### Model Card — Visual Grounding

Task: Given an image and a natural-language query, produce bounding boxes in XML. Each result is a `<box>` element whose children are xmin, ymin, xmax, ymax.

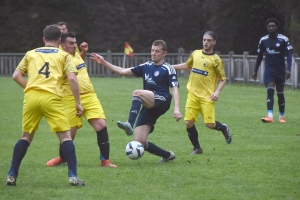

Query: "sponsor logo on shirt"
<box><xmin>192</xmin><ymin>68</ymin><xmax>208</xmax><ymax>76</ymax></box>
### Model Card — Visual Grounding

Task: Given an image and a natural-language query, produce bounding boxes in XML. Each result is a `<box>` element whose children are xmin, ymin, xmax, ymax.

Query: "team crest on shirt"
<box><xmin>276</xmin><ymin>43</ymin><xmax>280</xmax><ymax>47</ymax></box>
<box><xmin>154</xmin><ymin>71</ymin><xmax>159</xmax><ymax>76</ymax></box>
<box><xmin>203</xmin><ymin>62</ymin><xmax>208</xmax><ymax>67</ymax></box>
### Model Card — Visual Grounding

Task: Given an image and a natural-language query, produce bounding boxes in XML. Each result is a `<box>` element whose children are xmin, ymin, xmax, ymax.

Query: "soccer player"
<box><xmin>252</xmin><ymin>18</ymin><xmax>292</xmax><ymax>123</ymax></box>
<box><xmin>172</xmin><ymin>31</ymin><xmax>232</xmax><ymax>155</ymax></box>
<box><xmin>90</xmin><ymin>40</ymin><xmax>182</xmax><ymax>162</ymax></box>
<box><xmin>57</xmin><ymin>21</ymin><xmax>87</xmax><ymax>60</ymax></box>
<box><xmin>6</xmin><ymin>25</ymin><xmax>85</xmax><ymax>186</ymax></box>
<box><xmin>46</xmin><ymin>32</ymin><xmax>117</xmax><ymax>168</ymax></box>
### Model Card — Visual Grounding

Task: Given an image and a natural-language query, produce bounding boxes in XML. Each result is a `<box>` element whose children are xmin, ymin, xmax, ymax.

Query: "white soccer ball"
<box><xmin>125</xmin><ymin>141</ymin><xmax>144</xmax><ymax>160</ymax></box>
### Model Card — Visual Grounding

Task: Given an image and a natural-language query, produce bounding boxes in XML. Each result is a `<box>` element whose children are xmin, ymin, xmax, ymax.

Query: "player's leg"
<box><xmin>117</xmin><ymin>90</ymin><xmax>154</xmax><ymax>136</ymax></box>
<box><xmin>276</xmin><ymin>79</ymin><xmax>286</xmax><ymax>122</ymax></box>
<box><xmin>6</xmin><ymin>90</ymin><xmax>42</xmax><ymax>186</ymax></box>
<box><xmin>6</xmin><ymin>132</ymin><xmax>34</xmax><ymax>186</ymax></box>
<box><xmin>184</xmin><ymin>93</ymin><xmax>203</xmax><ymax>154</ymax></box>
<box><xmin>262</xmin><ymin>74</ymin><xmax>276</xmax><ymax>122</ymax></box>
<box><xmin>202</xmin><ymin>100</ymin><xmax>232</xmax><ymax>144</ymax></box>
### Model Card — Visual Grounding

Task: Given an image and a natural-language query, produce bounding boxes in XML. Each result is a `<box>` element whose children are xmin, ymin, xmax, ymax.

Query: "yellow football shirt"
<box><xmin>186</xmin><ymin>50</ymin><xmax>226</xmax><ymax>101</ymax></box>
<box><xmin>62</xmin><ymin>52</ymin><xmax>94</xmax><ymax>97</ymax></box>
<box><xmin>16</xmin><ymin>47</ymin><xmax>77</xmax><ymax>96</ymax></box>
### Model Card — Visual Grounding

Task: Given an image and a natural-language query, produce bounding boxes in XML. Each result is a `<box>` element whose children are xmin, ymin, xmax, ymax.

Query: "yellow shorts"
<box><xmin>22</xmin><ymin>90</ymin><xmax>70</xmax><ymax>133</ymax></box>
<box><xmin>184</xmin><ymin>92</ymin><xmax>215</xmax><ymax>123</ymax></box>
<box><xmin>63</xmin><ymin>92</ymin><xmax>106</xmax><ymax>128</ymax></box>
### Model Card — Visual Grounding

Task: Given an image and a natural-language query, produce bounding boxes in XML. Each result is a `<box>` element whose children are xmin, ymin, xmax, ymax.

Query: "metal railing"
<box><xmin>0</xmin><ymin>49</ymin><xmax>299</xmax><ymax>89</ymax></box>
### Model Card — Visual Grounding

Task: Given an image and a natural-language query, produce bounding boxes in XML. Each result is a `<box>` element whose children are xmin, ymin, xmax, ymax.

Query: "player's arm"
<box><xmin>12</xmin><ymin>70</ymin><xmax>27</xmax><ymax>88</ymax></box>
<box><xmin>67</xmin><ymin>72</ymin><xmax>83</xmax><ymax>117</ymax></box>
<box><xmin>79</xmin><ymin>42</ymin><xmax>88</xmax><ymax>61</ymax></box>
<box><xmin>286</xmin><ymin>50</ymin><xmax>292</xmax><ymax>79</ymax></box>
<box><xmin>171</xmin><ymin>86</ymin><xmax>182</xmax><ymax>122</ymax></box>
<box><xmin>210</xmin><ymin>79</ymin><xmax>226</xmax><ymax>101</ymax></box>
<box><xmin>90</xmin><ymin>52</ymin><xmax>133</xmax><ymax>76</ymax></box>
<box><xmin>173</xmin><ymin>63</ymin><xmax>189</xmax><ymax>70</ymax></box>
<box><xmin>253</xmin><ymin>42</ymin><xmax>264</xmax><ymax>80</ymax></box>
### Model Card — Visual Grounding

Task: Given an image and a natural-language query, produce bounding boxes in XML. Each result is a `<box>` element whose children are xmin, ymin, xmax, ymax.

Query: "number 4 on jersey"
<box><xmin>38</xmin><ymin>62</ymin><xmax>50</xmax><ymax>78</ymax></box>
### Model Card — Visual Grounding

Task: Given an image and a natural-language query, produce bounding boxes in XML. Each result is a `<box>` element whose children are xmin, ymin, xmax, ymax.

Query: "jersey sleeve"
<box><xmin>15</xmin><ymin>53</ymin><xmax>29</xmax><ymax>75</ymax></box>
<box><xmin>185</xmin><ymin>51</ymin><xmax>195</xmax><ymax>69</ymax></box>
<box><xmin>214</xmin><ymin>57</ymin><xmax>226</xmax><ymax>81</ymax></box>
<box><xmin>131</xmin><ymin>62</ymin><xmax>148</xmax><ymax>77</ymax></box>
<box><xmin>63</xmin><ymin>54</ymin><xmax>78</xmax><ymax>75</ymax></box>
<box><xmin>167</xmin><ymin>64</ymin><xmax>180</xmax><ymax>88</ymax></box>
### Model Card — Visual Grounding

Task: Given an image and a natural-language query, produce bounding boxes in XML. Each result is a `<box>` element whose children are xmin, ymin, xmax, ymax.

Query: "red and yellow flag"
<box><xmin>124</xmin><ymin>42</ymin><xmax>134</xmax><ymax>57</ymax></box>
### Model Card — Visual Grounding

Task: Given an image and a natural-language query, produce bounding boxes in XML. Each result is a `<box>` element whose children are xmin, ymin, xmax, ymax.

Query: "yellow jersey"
<box><xmin>62</xmin><ymin>52</ymin><xmax>94</xmax><ymax>97</ymax></box>
<box><xmin>186</xmin><ymin>50</ymin><xmax>226</xmax><ymax>101</ymax></box>
<box><xmin>16</xmin><ymin>47</ymin><xmax>77</xmax><ymax>96</ymax></box>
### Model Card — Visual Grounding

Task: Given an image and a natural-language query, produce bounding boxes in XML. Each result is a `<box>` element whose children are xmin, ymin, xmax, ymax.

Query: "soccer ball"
<box><xmin>125</xmin><ymin>141</ymin><xmax>144</xmax><ymax>160</ymax></box>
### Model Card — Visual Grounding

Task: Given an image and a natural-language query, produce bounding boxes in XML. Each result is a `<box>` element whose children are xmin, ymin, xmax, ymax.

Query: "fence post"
<box><xmin>229</xmin><ymin>51</ymin><xmax>234</xmax><ymax>83</ymax></box>
<box><xmin>243</xmin><ymin>51</ymin><xmax>249</xmax><ymax>84</ymax></box>
<box><xmin>106</xmin><ymin>50</ymin><xmax>112</xmax><ymax>77</ymax></box>
<box><xmin>292</xmin><ymin>54</ymin><xmax>298</xmax><ymax>89</ymax></box>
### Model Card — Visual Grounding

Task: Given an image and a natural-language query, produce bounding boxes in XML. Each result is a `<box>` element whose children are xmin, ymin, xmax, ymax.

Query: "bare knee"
<box><xmin>89</xmin><ymin>118</ymin><xmax>107</xmax><ymax>132</ymax></box>
<box><xmin>205</xmin><ymin>123</ymin><xmax>215</xmax><ymax>129</ymax></box>
<box><xmin>185</xmin><ymin>120</ymin><xmax>195</xmax><ymax>128</ymax></box>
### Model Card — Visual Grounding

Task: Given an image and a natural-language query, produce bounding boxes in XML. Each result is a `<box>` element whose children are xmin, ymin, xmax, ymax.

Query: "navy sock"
<box><xmin>144</xmin><ymin>141</ymin><xmax>170</xmax><ymax>158</ymax></box>
<box><xmin>59</xmin><ymin>143</ymin><xmax>65</xmax><ymax>160</ymax></box>
<box><xmin>128</xmin><ymin>96</ymin><xmax>142</xmax><ymax>128</ymax></box>
<box><xmin>215</xmin><ymin>121</ymin><xmax>226</xmax><ymax>132</ymax></box>
<box><xmin>187</xmin><ymin>126</ymin><xmax>201</xmax><ymax>149</ymax></box>
<box><xmin>96</xmin><ymin>127</ymin><xmax>110</xmax><ymax>160</ymax></box>
<box><xmin>61</xmin><ymin>140</ymin><xmax>77</xmax><ymax>177</ymax></box>
<box><xmin>277</xmin><ymin>91</ymin><xmax>285</xmax><ymax>113</ymax></box>
<box><xmin>8</xmin><ymin>139</ymin><xmax>30</xmax><ymax>177</ymax></box>
<box><xmin>267</xmin><ymin>87</ymin><xmax>275</xmax><ymax>111</ymax></box>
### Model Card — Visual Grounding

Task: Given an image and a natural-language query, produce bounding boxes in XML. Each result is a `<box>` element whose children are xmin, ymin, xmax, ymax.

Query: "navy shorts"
<box><xmin>135</xmin><ymin>92</ymin><xmax>171</xmax><ymax>133</ymax></box>
<box><xmin>264</xmin><ymin>73</ymin><xmax>285</xmax><ymax>90</ymax></box>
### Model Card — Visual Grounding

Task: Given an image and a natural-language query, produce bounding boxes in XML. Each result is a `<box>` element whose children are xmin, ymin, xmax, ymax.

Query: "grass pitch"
<box><xmin>0</xmin><ymin>76</ymin><xmax>299</xmax><ymax>200</ymax></box>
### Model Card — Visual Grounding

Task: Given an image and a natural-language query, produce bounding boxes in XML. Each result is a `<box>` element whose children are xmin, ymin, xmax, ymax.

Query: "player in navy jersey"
<box><xmin>252</xmin><ymin>18</ymin><xmax>293</xmax><ymax>123</ymax></box>
<box><xmin>90</xmin><ymin>40</ymin><xmax>182</xmax><ymax>162</ymax></box>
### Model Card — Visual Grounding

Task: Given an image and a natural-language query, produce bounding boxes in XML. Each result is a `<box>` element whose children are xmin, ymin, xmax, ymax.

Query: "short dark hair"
<box><xmin>43</xmin><ymin>25</ymin><xmax>61</xmax><ymax>41</ymax></box>
<box><xmin>152</xmin><ymin>40</ymin><xmax>167</xmax><ymax>51</ymax></box>
<box><xmin>265</xmin><ymin>18</ymin><xmax>279</xmax><ymax>27</ymax></box>
<box><xmin>57</xmin><ymin>21</ymin><xmax>68</xmax><ymax>27</ymax></box>
<box><xmin>61</xmin><ymin>32</ymin><xmax>76</xmax><ymax>44</ymax></box>
<box><xmin>203</xmin><ymin>31</ymin><xmax>217</xmax><ymax>41</ymax></box>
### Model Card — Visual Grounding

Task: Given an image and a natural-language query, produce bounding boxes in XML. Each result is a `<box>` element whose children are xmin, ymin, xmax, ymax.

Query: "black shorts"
<box><xmin>135</xmin><ymin>92</ymin><xmax>171</xmax><ymax>133</ymax></box>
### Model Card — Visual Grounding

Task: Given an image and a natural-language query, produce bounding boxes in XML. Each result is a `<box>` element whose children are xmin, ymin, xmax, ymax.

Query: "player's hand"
<box><xmin>76</xmin><ymin>104</ymin><xmax>84</xmax><ymax>117</ymax></box>
<box><xmin>252</xmin><ymin>72</ymin><xmax>258</xmax><ymax>80</ymax></box>
<box><xmin>210</xmin><ymin>92</ymin><xmax>219</xmax><ymax>101</ymax></box>
<box><xmin>90</xmin><ymin>53</ymin><xmax>105</xmax><ymax>64</ymax></box>
<box><xmin>285</xmin><ymin>70</ymin><xmax>291</xmax><ymax>80</ymax></box>
<box><xmin>173</xmin><ymin>110</ymin><xmax>182</xmax><ymax>122</ymax></box>
<box><xmin>80</xmin><ymin>42</ymin><xmax>88</xmax><ymax>52</ymax></box>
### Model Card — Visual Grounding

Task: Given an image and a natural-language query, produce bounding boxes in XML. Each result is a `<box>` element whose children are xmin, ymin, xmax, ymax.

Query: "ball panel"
<box><xmin>125</xmin><ymin>141</ymin><xmax>144</xmax><ymax>160</ymax></box>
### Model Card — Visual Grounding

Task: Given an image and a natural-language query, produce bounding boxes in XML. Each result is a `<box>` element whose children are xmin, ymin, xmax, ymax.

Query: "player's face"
<box><xmin>62</xmin><ymin>37</ymin><xmax>77</xmax><ymax>55</ymax></box>
<box><xmin>151</xmin><ymin>45</ymin><xmax>167</xmax><ymax>65</ymax></box>
<box><xmin>267</xmin><ymin>22</ymin><xmax>278</xmax><ymax>34</ymax></box>
<box><xmin>58</xmin><ymin>25</ymin><xmax>68</xmax><ymax>33</ymax></box>
<box><xmin>202</xmin><ymin>34</ymin><xmax>216</xmax><ymax>53</ymax></box>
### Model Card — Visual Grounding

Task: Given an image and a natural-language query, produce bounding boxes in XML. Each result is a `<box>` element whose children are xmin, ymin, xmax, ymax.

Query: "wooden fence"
<box><xmin>0</xmin><ymin>49</ymin><xmax>299</xmax><ymax>89</ymax></box>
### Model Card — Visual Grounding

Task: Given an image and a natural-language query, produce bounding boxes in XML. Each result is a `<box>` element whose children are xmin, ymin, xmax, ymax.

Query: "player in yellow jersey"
<box><xmin>46</xmin><ymin>32</ymin><xmax>117</xmax><ymax>168</ymax></box>
<box><xmin>173</xmin><ymin>31</ymin><xmax>232</xmax><ymax>155</ymax></box>
<box><xmin>57</xmin><ymin>21</ymin><xmax>87</xmax><ymax>61</ymax></box>
<box><xmin>6</xmin><ymin>25</ymin><xmax>85</xmax><ymax>186</ymax></box>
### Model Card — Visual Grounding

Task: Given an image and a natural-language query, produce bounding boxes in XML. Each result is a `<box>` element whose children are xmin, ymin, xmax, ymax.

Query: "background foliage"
<box><xmin>0</xmin><ymin>0</ymin><xmax>299</xmax><ymax>54</ymax></box>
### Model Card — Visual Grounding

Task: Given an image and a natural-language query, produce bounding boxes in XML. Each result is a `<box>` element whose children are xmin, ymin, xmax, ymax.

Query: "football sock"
<box><xmin>266</xmin><ymin>87</ymin><xmax>274</xmax><ymax>111</ymax></box>
<box><xmin>128</xmin><ymin>96</ymin><xmax>142</xmax><ymax>128</ymax></box>
<box><xmin>59</xmin><ymin>143</ymin><xmax>65</xmax><ymax>160</ymax></box>
<box><xmin>96</xmin><ymin>127</ymin><xmax>110</xmax><ymax>160</ymax></box>
<box><xmin>277</xmin><ymin>91</ymin><xmax>285</xmax><ymax>114</ymax></box>
<box><xmin>267</xmin><ymin>110</ymin><xmax>273</xmax><ymax>118</ymax></box>
<box><xmin>61</xmin><ymin>140</ymin><xmax>77</xmax><ymax>177</ymax></box>
<box><xmin>144</xmin><ymin>141</ymin><xmax>170</xmax><ymax>158</ymax></box>
<box><xmin>187</xmin><ymin>126</ymin><xmax>201</xmax><ymax>149</ymax></box>
<box><xmin>8</xmin><ymin>139</ymin><xmax>30</xmax><ymax>177</ymax></box>
<box><xmin>214</xmin><ymin>121</ymin><xmax>227</xmax><ymax>132</ymax></box>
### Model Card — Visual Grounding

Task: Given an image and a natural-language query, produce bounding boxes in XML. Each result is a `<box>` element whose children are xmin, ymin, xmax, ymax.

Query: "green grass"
<box><xmin>0</xmin><ymin>76</ymin><xmax>299</xmax><ymax>200</ymax></box>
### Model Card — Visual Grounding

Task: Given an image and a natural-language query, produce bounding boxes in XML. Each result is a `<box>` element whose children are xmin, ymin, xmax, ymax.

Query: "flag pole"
<box><xmin>122</xmin><ymin>54</ymin><xmax>126</xmax><ymax>78</ymax></box>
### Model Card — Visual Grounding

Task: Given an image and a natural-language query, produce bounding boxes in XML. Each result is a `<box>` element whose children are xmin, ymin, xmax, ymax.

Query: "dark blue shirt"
<box><xmin>256</xmin><ymin>34</ymin><xmax>292</xmax><ymax>76</ymax></box>
<box><xmin>131</xmin><ymin>61</ymin><xmax>179</xmax><ymax>98</ymax></box>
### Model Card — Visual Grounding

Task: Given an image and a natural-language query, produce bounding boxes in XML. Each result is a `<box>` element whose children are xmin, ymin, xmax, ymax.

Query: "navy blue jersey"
<box><xmin>257</xmin><ymin>34</ymin><xmax>292</xmax><ymax>76</ymax></box>
<box><xmin>131</xmin><ymin>61</ymin><xmax>179</xmax><ymax>95</ymax></box>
